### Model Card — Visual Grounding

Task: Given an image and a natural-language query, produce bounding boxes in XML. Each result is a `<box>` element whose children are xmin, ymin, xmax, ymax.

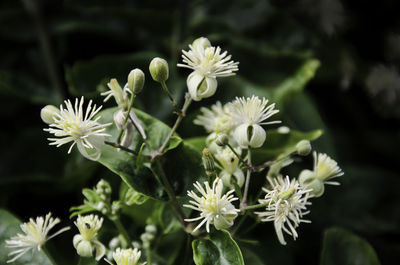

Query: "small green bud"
<box><xmin>40</xmin><ymin>105</ymin><xmax>60</xmax><ymax>124</ymax></box>
<box><xmin>149</xmin><ymin>57</ymin><xmax>169</xmax><ymax>83</ymax></box>
<box><xmin>216</xmin><ymin>134</ymin><xmax>229</xmax><ymax>146</ymax></box>
<box><xmin>128</xmin><ymin>68</ymin><xmax>145</xmax><ymax>94</ymax></box>
<box><xmin>145</xmin><ymin>224</ymin><xmax>157</xmax><ymax>234</ymax></box>
<box><xmin>202</xmin><ymin>148</ymin><xmax>216</xmax><ymax>176</ymax></box>
<box><xmin>76</xmin><ymin>240</ymin><xmax>93</xmax><ymax>257</ymax></box>
<box><xmin>296</xmin><ymin>140</ymin><xmax>312</xmax><ymax>156</ymax></box>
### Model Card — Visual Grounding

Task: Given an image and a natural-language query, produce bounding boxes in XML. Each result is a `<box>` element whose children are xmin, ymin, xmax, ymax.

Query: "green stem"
<box><xmin>153</xmin><ymin>93</ymin><xmax>192</xmax><ymax>159</ymax></box>
<box><xmin>226</xmin><ymin>143</ymin><xmax>246</xmax><ymax>166</ymax></box>
<box><xmin>154</xmin><ymin>160</ymin><xmax>186</xmax><ymax>226</ymax></box>
<box><xmin>105</xmin><ymin>141</ymin><xmax>138</xmax><ymax>155</ymax></box>
<box><xmin>240</xmin><ymin>148</ymin><xmax>252</xmax><ymax>210</ymax></box>
<box><xmin>241</xmin><ymin>202</ymin><xmax>269</xmax><ymax>211</ymax></box>
<box><xmin>117</xmin><ymin>93</ymin><xmax>135</xmax><ymax>143</ymax></box>
<box><xmin>113</xmin><ymin>218</ymin><xmax>134</xmax><ymax>248</ymax></box>
<box><xmin>231</xmin><ymin>213</ymin><xmax>248</xmax><ymax>236</ymax></box>
<box><xmin>146</xmin><ymin>247</ymin><xmax>152</xmax><ymax>265</ymax></box>
<box><xmin>43</xmin><ymin>246</ymin><xmax>58</xmax><ymax>265</ymax></box>
<box><xmin>161</xmin><ymin>81</ymin><xmax>179</xmax><ymax>111</ymax></box>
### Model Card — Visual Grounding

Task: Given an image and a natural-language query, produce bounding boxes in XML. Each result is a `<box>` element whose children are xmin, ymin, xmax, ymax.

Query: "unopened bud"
<box><xmin>145</xmin><ymin>224</ymin><xmax>157</xmax><ymax>234</ymax></box>
<box><xmin>296</xmin><ymin>140</ymin><xmax>311</xmax><ymax>156</ymax></box>
<box><xmin>149</xmin><ymin>57</ymin><xmax>169</xmax><ymax>83</ymax></box>
<box><xmin>202</xmin><ymin>148</ymin><xmax>216</xmax><ymax>176</ymax></box>
<box><xmin>216</xmin><ymin>134</ymin><xmax>229</xmax><ymax>146</ymax></box>
<box><xmin>40</xmin><ymin>105</ymin><xmax>60</xmax><ymax>124</ymax></box>
<box><xmin>128</xmin><ymin>68</ymin><xmax>145</xmax><ymax>94</ymax></box>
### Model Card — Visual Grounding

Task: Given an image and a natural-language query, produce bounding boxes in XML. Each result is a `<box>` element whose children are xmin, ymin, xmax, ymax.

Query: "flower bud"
<box><xmin>233</xmin><ymin>123</ymin><xmax>266</xmax><ymax>148</ymax></box>
<box><xmin>296</xmin><ymin>140</ymin><xmax>312</xmax><ymax>156</ymax></box>
<box><xmin>299</xmin><ymin>169</ymin><xmax>324</xmax><ymax>197</ymax></box>
<box><xmin>149</xmin><ymin>57</ymin><xmax>169</xmax><ymax>83</ymax></box>
<box><xmin>145</xmin><ymin>224</ymin><xmax>157</xmax><ymax>234</ymax></box>
<box><xmin>127</xmin><ymin>68</ymin><xmax>145</xmax><ymax>94</ymax></box>
<box><xmin>202</xmin><ymin>148</ymin><xmax>216</xmax><ymax>176</ymax></box>
<box><xmin>192</xmin><ymin>37</ymin><xmax>211</xmax><ymax>50</ymax></box>
<box><xmin>75</xmin><ymin>239</ymin><xmax>93</xmax><ymax>257</ymax></box>
<box><xmin>216</xmin><ymin>134</ymin><xmax>229</xmax><ymax>146</ymax></box>
<box><xmin>40</xmin><ymin>105</ymin><xmax>60</xmax><ymax>124</ymax></box>
<box><xmin>187</xmin><ymin>72</ymin><xmax>217</xmax><ymax>101</ymax></box>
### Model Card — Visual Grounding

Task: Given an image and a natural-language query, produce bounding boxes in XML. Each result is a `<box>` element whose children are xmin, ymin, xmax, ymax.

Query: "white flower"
<box><xmin>5</xmin><ymin>212</ymin><xmax>70</xmax><ymax>263</ymax></box>
<box><xmin>178</xmin><ymin>37</ymin><xmax>239</xmax><ymax>101</ymax></box>
<box><xmin>101</xmin><ymin>78</ymin><xmax>130</xmax><ymax>109</ymax></box>
<box><xmin>256</xmin><ymin>176</ymin><xmax>312</xmax><ymax>245</ymax></box>
<box><xmin>299</xmin><ymin>152</ymin><xmax>343</xmax><ymax>197</ymax></box>
<box><xmin>73</xmin><ymin>214</ymin><xmax>105</xmax><ymax>260</ymax></box>
<box><xmin>106</xmin><ymin>248</ymin><xmax>143</xmax><ymax>265</ymax></box>
<box><xmin>43</xmin><ymin>97</ymin><xmax>111</xmax><ymax>161</ymax></box>
<box><xmin>184</xmin><ymin>178</ymin><xmax>239</xmax><ymax>233</ymax></box>
<box><xmin>313</xmin><ymin>152</ymin><xmax>343</xmax><ymax>182</ymax></box>
<box><xmin>193</xmin><ymin>101</ymin><xmax>234</xmax><ymax>134</ymax></box>
<box><xmin>214</xmin><ymin>147</ymin><xmax>245</xmax><ymax>188</ymax></box>
<box><xmin>229</xmin><ymin>96</ymin><xmax>280</xmax><ymax>148</ymax></box>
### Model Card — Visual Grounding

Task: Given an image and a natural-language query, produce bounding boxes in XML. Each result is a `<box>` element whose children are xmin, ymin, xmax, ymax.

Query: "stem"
<box><xmin>241</xmin><ymin>202</ymin><xmax>269</xmax><ymax>211</ymax></box>
<box><xmin>161</xmin><ymin>81</ymin><xmax>179</xmax><ymax>111</ymax></box>
<box><xmin>226</xmin><ymin>143</ymin><xmax>246</xmax><ymax>165</ymax></box>
<box><xmin>146</xmin><ymin>247</ymin><xmax>152</xmax><ymax>265</ymax></box>
<box><xmin>117</xmin><ymin>93</ymin><xmax>135</xmax><ymax>143</ymax></box>
<box><xmin>240</xmin><ymin>148</ymin><xmax>252</xmax><ymax>210</ymax></box>
<box><xmin>105</xmin><ymin>141</ymin><xmax>138</xmax><ymax>155</ymax></box>
<box><xmin>43</xmin><ymin>246</ymin><xmax>58</xmax><ymax>265</ymax></box>
<box><xmin>153</xmin><ymin>93</ymin><xmax>192</xmax><ymax>159</ymax></box>
<box><xmin>154</xmin><ymin>160</ymin><xmax>186</xmax><ymax>226</ymax></box>
<box><xmin>113</xmin><ymin>218</ymin><xmax>134</xmax><ymax>248</ymax></box>
<box><xmin>253</xmin><ymin>149</ymin><xmax>296</xmax><ymax>172</ymax></box>
<box><xmin>231</xmin><ymin>213</ymin><xmax>248</xmax><ymax>236</ymax></box>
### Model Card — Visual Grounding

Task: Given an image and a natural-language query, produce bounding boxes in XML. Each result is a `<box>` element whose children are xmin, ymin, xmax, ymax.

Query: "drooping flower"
<box><xmin>229</xmin><ymin>95</ymin><xmax>280</xmax><ymax>148</ymax></box>
<box><xmin>299</xmin><ymin>152</ymin><xmax>344</xmax><ymax>197</ymax></box>
<box><xmin>178</xmin><ymin>37</ymin><xmax>239</xmax><ymax>101</ymax></box>
<box><xmin>106</xmin><ymin>248</ymin><xmax>143</xmax><ymax>265</ymax></box>
<box><xmin>43</xmin><ymin>97</ymin><xmax>111</xmax><ymax>161</ymax></box>
<box><xmin>184</xmin><ymin>178</ymin><xmax>239</xmax><ymax>233</ymax></box>
<box><xmin>194</xmin><ymin>101</ymin><xmax>234</xmax><ymax>134</ymax></box>
<box><xmin>256</xmin><ymin>176</ymin><xmax>312</xmax><ymax>245</ymax></box>
<box><xmin>5</xmin><ymin>212</ymin><xmax>70</xmax><ymax>263</ymax></box>
<box><xmin>73</xmin><ymin>214</ymin><xmax>105</xmax><ymax>260</ymax></box>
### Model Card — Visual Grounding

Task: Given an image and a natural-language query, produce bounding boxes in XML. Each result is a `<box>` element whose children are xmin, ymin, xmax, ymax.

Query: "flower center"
<box><xmin>202</xmin><ymin>195</ymin><xmax>219</xmax><ymax>213</ymax></box>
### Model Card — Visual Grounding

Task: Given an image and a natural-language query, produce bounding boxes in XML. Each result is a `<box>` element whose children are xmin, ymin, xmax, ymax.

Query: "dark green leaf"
<box><xmin>320</xmin><ymin>227</ymin><xmax>381</xmax><ymax>265</ymax></box>
<box><xmin>97</xmin><ymin>107</ymin><xmax>204</xmax><ymax>200</ymax></box>
<box><xmin>192</xmin><ymin>229</ymin><xmax>244</xmax><ymax>265</ymax></box>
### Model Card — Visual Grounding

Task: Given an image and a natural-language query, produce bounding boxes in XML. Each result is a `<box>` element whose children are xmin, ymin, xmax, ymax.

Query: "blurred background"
<box><xmin>0</xmin><ymin>0</ymin><xmax>399</xmax><ymax>264</ymax></box>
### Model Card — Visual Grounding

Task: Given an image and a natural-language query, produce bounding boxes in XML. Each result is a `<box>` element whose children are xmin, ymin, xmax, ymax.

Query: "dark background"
<box><xmin>1</xmin><ymin>0</ymin><xmax>399</xmax><ymax>264</ymax></box>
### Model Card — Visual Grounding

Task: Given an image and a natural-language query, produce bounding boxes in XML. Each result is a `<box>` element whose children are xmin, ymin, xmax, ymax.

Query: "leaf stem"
<box><xmin>161</xmin><ymin>81</ymin><xmax>179</xmax><ymax>112</ymax></box>
<box><xmin>240</xmin><ymin>148</ymin><xmax>252</xmax><ymax>210</ymax></box>
<box><xmin>105</xmin><ymin>141</ymin><xmax>138</xmax><ymax>155</ymax></box>
<box><xmin>154</xmin><ymin>160</ymin><xmax>186</xmax><ymax>226</ymax></box>
<box><xmin>112</xmin><ymin>218</ymin><xmax>134</xmax><ymax>248</ymax></box>
<box><xmin>152</xmin><ymin>93</ymin><xmax>192</xmax><ymax>159</ymax></box>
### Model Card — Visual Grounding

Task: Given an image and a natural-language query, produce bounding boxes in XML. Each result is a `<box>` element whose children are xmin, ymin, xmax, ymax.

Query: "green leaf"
<box><xmin>320</xmin><ymin>227</ymin><xmax>381</xmax><ymax>265</ymax></box>
<box><xmin>192</xmin><ymin>229</ymin><xmax>244</xmax><ymax>265</ymax></box>
<box><xmin>272</xmin><ymin>59</ymin><xmax>320</xmax><ymax>107</ymax></box>
<box><xmin>97</xmin><ymin>107</ymin><xmax>204</xmax><ymax>200</ymax></box>
<box><xmin>0</xmin><ymin>209</ymin><xmax>53</xmax><ymax>265</ymax></box>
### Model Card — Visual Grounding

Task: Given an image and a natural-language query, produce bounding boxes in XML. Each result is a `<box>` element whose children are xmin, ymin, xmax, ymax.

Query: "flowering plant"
<box><xmin>3</xmin><ymin>37</ymin><xmax>349</xmax><ymax>265</ymax></box>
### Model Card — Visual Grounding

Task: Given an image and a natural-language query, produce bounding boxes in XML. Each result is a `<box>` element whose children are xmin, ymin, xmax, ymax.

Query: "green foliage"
<box><xmin>97</xmin><ymin>107</ymin><xmax>205</xmax><ymax>200</ymax></box>
<box><xmin>320</xmin><ymin>227</ymin><xmax>381</xmax><ymax>265</ymax></box>
<box><xmin>192</xmin><ymin>229</ymin><xmax>244</xmax><ymax>265</ymax></box>
<box><xmin>0</xmin><ymin>209</ymin><xmax>52</xmax><ymax>265</ymax></box>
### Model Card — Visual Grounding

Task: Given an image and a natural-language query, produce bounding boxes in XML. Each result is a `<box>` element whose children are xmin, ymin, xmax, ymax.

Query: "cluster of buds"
<box><xmin>140</xmin><ymin>224</ymin><xmax>157</xmax><ymax>249</ymax></box>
